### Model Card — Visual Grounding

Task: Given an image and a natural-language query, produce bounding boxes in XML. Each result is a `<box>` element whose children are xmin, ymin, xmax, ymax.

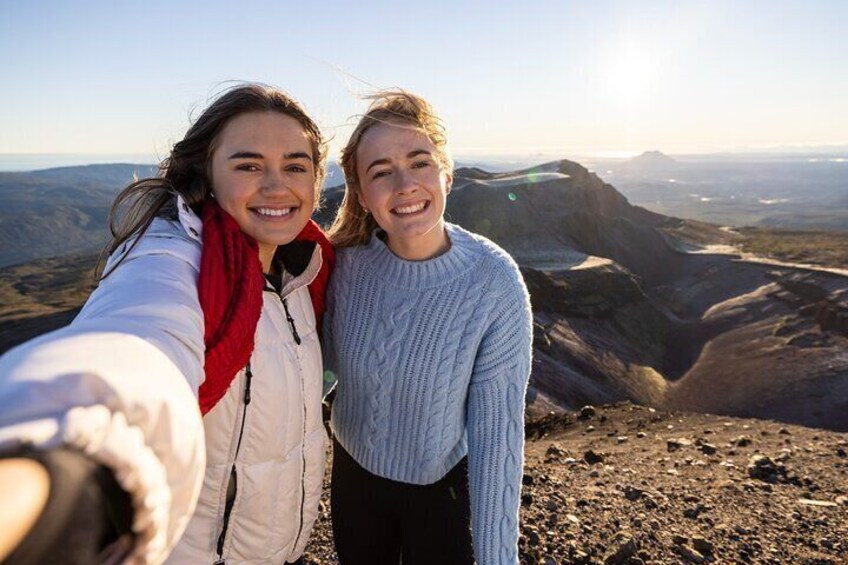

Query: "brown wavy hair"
<box><xmin>98</xmin><ymin>83</ymin><xmax>327</xmax><ymax>277</ymax></box>
<box><xmin>328</xmin><ymin>89</ymin><xmax>453</xmax><ymax>248</ymax></box>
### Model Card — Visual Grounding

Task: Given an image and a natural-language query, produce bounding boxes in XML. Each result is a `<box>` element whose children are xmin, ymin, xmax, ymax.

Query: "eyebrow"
<box><xmin>365</xmin><ymin>149</ymin><xmax>432</xmax><ymax>174</ymax></box>
<box><xmin>228</xmin><ymin>151</ymin><xmax>312</xmax><ymax>160</ymax></box>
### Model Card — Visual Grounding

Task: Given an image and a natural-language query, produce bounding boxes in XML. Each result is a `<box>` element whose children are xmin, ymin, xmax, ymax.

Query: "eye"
<box><xmin>286</xmin><ymin>163</ymin><xmax>309</xmax><ymax>173</ymax></box>
<box><xmin>412</xmin><ymin>160</ymin><xmax>431</xmax><ymax>169</ymax></box>
<box><xmin>371</xmin><ymin>170</ymin><xmax>391</xmax><ymax>180</ymax></box>
<box><xmin>235</xmin><ymin>163</ymin><xmax>260</xmax><ymax>172</ymax></box>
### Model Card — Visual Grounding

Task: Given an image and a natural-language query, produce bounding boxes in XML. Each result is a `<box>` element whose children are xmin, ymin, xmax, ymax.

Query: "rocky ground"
<box><xmin>302</xmin><ymin>403</ymin><xmax>848</xmax><ymax>564</ymax></box>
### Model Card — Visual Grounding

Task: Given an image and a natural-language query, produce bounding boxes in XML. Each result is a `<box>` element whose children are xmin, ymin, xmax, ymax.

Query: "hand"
<box><xmin>0</xmin><ymin>458</ymin><xmax>50</xmax><ymax>561</ymax></box>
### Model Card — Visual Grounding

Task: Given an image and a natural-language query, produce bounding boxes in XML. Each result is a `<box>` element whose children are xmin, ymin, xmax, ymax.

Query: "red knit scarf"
<box><xmin>196</xmin><ymin>202</ymin><xmax>334</xmax><ymax>415</ymax></box>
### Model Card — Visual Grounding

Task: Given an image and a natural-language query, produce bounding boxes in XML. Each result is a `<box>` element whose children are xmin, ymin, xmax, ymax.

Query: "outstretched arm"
<box><xmin>0</xmin><ymin>228</ymin><xmax>207</xmax><ymax>564</ymax></box>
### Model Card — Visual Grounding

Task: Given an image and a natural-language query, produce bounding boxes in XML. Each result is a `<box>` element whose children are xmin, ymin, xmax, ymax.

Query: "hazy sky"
<box><xmin>1</xmin><ymin>0</ymin><xmax>846</xmax><ymax>159</ymax></box>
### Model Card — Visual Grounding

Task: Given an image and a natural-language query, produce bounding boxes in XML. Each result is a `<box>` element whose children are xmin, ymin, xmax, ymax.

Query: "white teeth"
<box><xmin>255</xmin><ymin>207</ymin><xmax>293</xmax><ymax>217</ymax></box>
<box><xmin>393</xmin><ymin>202</ymin><xmax>426</xmax><ymax>215</ymax></box>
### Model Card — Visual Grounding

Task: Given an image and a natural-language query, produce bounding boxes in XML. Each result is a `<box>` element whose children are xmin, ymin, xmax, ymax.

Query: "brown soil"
<box><xmin>303</xmin><ymin>403</ymin><xmax>848</xmax><ymax>565</ymax></box>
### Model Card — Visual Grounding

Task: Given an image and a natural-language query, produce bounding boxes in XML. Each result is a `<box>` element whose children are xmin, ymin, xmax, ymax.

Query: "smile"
<box><xmin>252</xmin><ymin>207</ymin><xmax>296</xmax><ymax>217</ymax></box>
<box><xmin>391</xmin><ymin>201</ymin><xmax>429</xmax><ymax>216</ymax></box>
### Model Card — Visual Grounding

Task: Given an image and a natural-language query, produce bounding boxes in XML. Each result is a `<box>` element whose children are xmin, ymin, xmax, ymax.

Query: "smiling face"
<box><xmin>209</xmin><ymin>111</ymin><xmax>316</xmax><ymax>271</ymax></box>
<box><xmin>355</xmin><ymin>122</ymin><xmax>452</xmax><ymax>260</ymax></box>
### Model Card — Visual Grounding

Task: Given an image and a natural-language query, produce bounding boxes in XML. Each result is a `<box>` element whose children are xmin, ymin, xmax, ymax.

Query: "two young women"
<box><xmin>0</xmin><ymin>84</ymin><xmax>531</xmax><ymax>565</ymax></box>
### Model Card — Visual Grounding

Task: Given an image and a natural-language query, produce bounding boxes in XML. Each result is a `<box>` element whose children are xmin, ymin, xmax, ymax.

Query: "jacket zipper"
<box><xmin>282</xmin><ymin>298</ymin><xmax>301</xmax><ymax>345</ymax></box>
<box><xmin>279</xmin><ymin>295</ymin><xmax>308</xmax><ymax>551</ymax></box>
<box><xmin>214</xmin><ymin>362</ymin><xmax>253</xmax><ymax>564</ymax></box>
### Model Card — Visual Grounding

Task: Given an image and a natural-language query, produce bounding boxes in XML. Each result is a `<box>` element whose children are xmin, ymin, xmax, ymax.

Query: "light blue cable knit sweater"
<box><xmin>324</xmin><ymin>222</ymin><xmax>532</xmax><ymax>564</ymax></box>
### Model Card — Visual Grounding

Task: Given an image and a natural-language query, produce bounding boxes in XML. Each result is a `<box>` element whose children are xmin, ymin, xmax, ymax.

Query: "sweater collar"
<box><xmin>360</xmin><ymin>223</ymin><xmax>481</xmax><ymax>289</ymax></box>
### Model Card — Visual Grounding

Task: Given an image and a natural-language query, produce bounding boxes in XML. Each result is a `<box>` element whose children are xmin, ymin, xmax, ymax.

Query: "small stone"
<box><xmin>798</xmin><ymin>498</ymin><xmax>838</xmax><ymax>507</ymax></box>
<box><xmin>522</xmin><ymin>473</ymin><xmax>535</xmax><ymax>486</ymax></box>
<box><xmin>617</xmin><ymin>436</ymin><xmax>629</xmax><ymax>443</ymax></box>
<box><xmin>578</xmin><ymin>405</ymin><xmax>597</xmax><ymax>420</ymax></box>
<box><xmin>672</xmin><ymin>534</ymin><xmax>688</xmax><ymax>545</ymax></box>
<box><xmin>683</xmin><ymin>505</ymin><xmax>704</xmax><ymax>519</ymax></box>
<box><xmin>586</xmin><ymin>425</ymin><xmax>596</xmax><ymax>432</ymax></box>
<box><xmin>602</xmin><ymin>535</ymin><xmax>637</xmax><ymax>564</ymax></box>
<box><xmin>692</xmin><ymin>537</ymin><xmax>713</xmax><ymax>554</ymax></box>
<box><xmin>674</xmin><ymin>544</ymin><xmax>706</xmax><ymax>563</ymax></box>
<box><xmin>779</xmin><ymin>427</ymin><xmax>791</xmax><ymax>435</ymax></box>
<box><xmin>545</xmin><ymin>443</ymin><xmax>568</xmax><ymax>461</ymax></box>
<box><xmin>731</xmin><ymin>435</ymin><xmax>754</xmax><ymax>447</ymax></box>
<box><xmin>668</xmin><ymin>438</ymin><xmax>692</xmax><ymax>452</ymax></box>
<box><xmin>636</xmin><ymin>431</ymin><xmax>647</xmax><ymax>439</ymax></box>
<box><xmin>623</xmin><ymin>486</ymin><xmax>644</xmax><ymax>501</ymax></box>
<box><xmin>584</xmin><ymin>450</ymin><xmax>604</xmax><ymax>465</ymax></box>
<box><xmin>649</xmin><ymin>519</ymin><xmax>661</xmax><ymax>531</ymax></box>
<box><xmin>747</xmin><ymin>454</ymin><xmax>779</xmax><ymax>483</ymax></box>
<box><xmin>698</xmin><ymin>443</ymin><xmax>718</xmax><ymax>455</ymax></box>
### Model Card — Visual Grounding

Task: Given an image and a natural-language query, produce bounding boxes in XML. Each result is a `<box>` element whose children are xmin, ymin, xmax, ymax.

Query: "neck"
<box><xmin>386</xmin><ymin>220</ymin><xmax>450</xmax><ymax>261</ymax></box>
<box><xmin>259</xmin><ymin>244</ymin><xmax>276</xmax><ymax>274</ymax></box>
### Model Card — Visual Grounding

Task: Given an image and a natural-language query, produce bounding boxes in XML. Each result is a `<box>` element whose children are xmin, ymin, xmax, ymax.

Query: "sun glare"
<box><xmin>606</xmin><ymin>48</ymin><xmax>659</xmax><ymax>104</ymax></box>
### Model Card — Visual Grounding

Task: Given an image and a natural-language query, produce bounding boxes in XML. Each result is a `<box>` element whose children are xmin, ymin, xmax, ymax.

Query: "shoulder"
<box><xmin>119</xmin><ymin>219</ymin><xmax>201</xmax><ymax>266</ymax></box>
<box><xmin>447</xmin><ymin>223</ymin><xmax>526</xmax><ymax>297</ymax></box>
<box><xmin>331</xmin><ymin>243</ymin><xmax>369</xmax><ymax>278</ymax></box>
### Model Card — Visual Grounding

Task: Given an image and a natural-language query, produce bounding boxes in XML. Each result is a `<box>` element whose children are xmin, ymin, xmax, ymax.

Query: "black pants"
<box><xmin>331</xmin><ymin>440</ymin><xmax>474</xmax><ymax>565</ymax></box>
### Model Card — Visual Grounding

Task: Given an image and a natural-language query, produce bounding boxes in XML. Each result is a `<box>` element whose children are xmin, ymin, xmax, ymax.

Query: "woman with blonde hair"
<box><xmin>324</xmin><ymin>90</ymin><xmax>532</xmax><ymax>564</ymax></box>
<box><xmin>0</xmin><ymin>83</ymin><xmax>333</xmax><ymax>564</ymax></box>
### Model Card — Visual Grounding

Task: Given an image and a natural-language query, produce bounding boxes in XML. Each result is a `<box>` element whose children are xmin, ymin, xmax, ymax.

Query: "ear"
<box><xmin>445</xmin><ymin>171</ymin><xmax>453</xmax><ymax>195</ymax></box>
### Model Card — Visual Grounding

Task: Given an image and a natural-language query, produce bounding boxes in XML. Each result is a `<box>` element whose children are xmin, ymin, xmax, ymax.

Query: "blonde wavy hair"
<box><xmin>328</xmin><ymin>89</ymin><xmax>453</xmax><ymax>248</ymax></box>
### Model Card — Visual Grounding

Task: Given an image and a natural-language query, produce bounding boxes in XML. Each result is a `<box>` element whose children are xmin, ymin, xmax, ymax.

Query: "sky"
<box><xmin>1</xmin><ymin>0</ymin><xmax>847</xmax><ymax>161</ymax></box>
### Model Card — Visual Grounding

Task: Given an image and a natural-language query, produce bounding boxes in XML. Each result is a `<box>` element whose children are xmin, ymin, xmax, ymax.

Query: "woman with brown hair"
<box><xmin>324</xmin><ymin>91</ymin><xmax>532</xmax><ymax>565</ymax></box>
<box><xmin>0</xmin><ymin>83</ymin><xmax>333</xmax><ymax>564</ymax></box>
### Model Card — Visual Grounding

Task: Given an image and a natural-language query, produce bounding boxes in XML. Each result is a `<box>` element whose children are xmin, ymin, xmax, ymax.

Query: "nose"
<box><xmin>392</xmin><ymin>168</ymin><xmax>419</xmax><ymax>195</ymax></box>
<box><xmin>262</xmin><ymin>168</ymin><xmax>290</xmax><ymax>195</ymax></box>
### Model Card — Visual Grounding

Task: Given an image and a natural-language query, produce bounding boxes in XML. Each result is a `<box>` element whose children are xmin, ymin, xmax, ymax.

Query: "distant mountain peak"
<box><xmin>627</xmin><ymin>150</ymin><xmax>677</xmax><ymax>169</ymax></box>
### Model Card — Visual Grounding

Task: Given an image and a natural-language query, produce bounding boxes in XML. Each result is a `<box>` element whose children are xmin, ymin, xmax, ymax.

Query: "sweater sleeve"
<box><xmin>466</xmin><ymin>266</ymin><xmax>533</xmax><ymax>565</ymax></box>
<box><xmin>0</xmin><ymin>230</ymin><xmax>206</xmax><ymax>565</ymax></box>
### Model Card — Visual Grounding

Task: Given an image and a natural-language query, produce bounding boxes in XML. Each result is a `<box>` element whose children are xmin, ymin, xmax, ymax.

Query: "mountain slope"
<box><xmin>0</xmin><ymin>164</ymin><xmax>156</xmax><ymax>267</ymax></box>
<box><xmin>4</xmin><ymin>159</ymin><xmax>848</xmax><ymax>432</ymax></box>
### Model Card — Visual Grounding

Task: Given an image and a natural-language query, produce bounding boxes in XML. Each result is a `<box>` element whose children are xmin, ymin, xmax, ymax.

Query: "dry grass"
<box><xmin>732</xmin><ymin>227</ymin><xmax>848</xmax><ymax>270</ymax></box>
<box><xmin>0</xmin><ymin>253</ymin><xmax>97</xmax><ymax>353</ymax></box>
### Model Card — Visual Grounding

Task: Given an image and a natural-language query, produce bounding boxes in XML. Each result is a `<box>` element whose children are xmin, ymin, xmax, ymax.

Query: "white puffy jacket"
<box><xmin>0</xmin><ymin>200</ymin><xmax>327</xmax><ymax>564</ymax></box>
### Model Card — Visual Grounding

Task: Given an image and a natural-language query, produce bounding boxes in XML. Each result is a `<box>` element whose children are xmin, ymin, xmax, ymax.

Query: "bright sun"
<box><xmin>606</xmin><ymin>49</ymin><xmax>659</xmax><ymax>104</ymax></box>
